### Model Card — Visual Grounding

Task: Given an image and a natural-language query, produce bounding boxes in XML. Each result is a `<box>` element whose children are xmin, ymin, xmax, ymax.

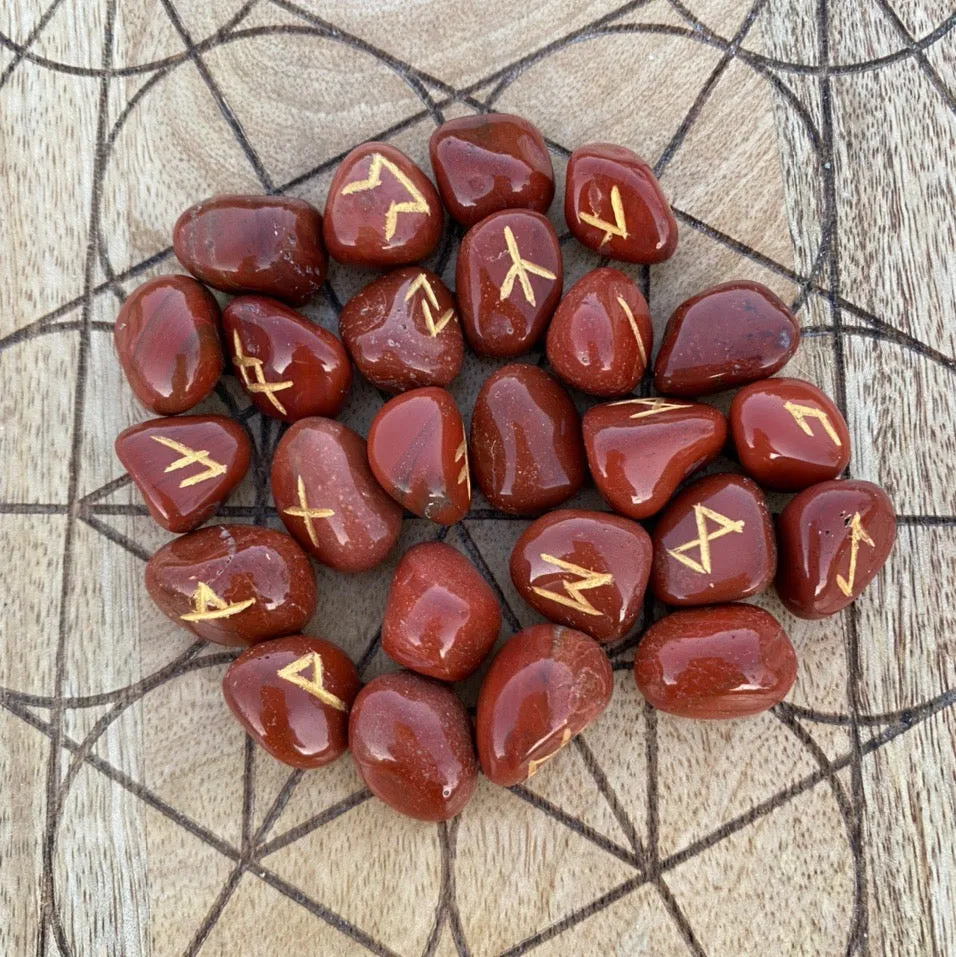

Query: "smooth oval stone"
<box><xmin>323</xmin><ymin>142</ymin><xmax>442</xmax><ymax>266</ymax></box>
<box><xmin>339</xmin><ymin>268</ymin><xmax>464</xmax><ymax>393</ymax></box>
<box><xmin>145</xmin><ymin>524</ymin><xmax>317</xmax><ymax>646</ymax></box>
<box><xmin>173</xmin><ymin>195</ymin><xmax>327</xmax><ymax>305</ymax></box>
<box><xmin>115</xmin><ymin>415</ymin><xmax>251</xmax><ymax>533</ymax></box>
<box><xmin>511</xmin><ymin>509</ymin><xmax>651</xmax><ymax>643</ymax></box>
<box><xmin>470</xmin><ymin>364</ymin><xmax>585</xmax><ymax>515</ymax></box>
<box><xmin>367</xmin><ymin>387</ymin><xmax>470</xmax><ymax>525</ymax></box>
<box><xmin>565</xmin><ymin>144</ymin><xmax>677</xmax><ymax>264</ymax></box>
<box><xmin>222</xmin><ymin>635</ymin><xmax>360</xmax><ymax>768</ymax></box>
<box><xmin>546</xmin><ymin>267</ymin><xmax>652</xmax><ymax>397</ymax></box>
<box><xmin>271</xmin><ymin>417</ymin><xmax>402</xmax><ymax>573</ymax></box>
<box><xmin>634</xmin><ymin>604</ymin><xmax>797</xmax><ymax>719</ymax></box>
<box><xmin>113</xmin><ymin>275</ymin><xmax>223</xmax><ymax>415</ymax></box>
<box><xmin>349</xmin><ymin>672</ymin><xmax>478</xmax><ymax>821</ymax></box>
<box><xmin>222</xmin><ymin>295</ymin><xmax>351</xmax><ymax>422</ymax></box>
<box><xmin>651</xmin><ymin>474</ymin><xmax>775</xmax><ymax>606</ymax></box>
<box><xmin>456</xmin><ymin>209</ymin><xmax>563</xmax><ymax>357</ymax></box>
<box><xmin>776</xmin><ymin>479</ymin><xmax>896</xmax><ymax>619</ymax></box>
<box><xmin>654</xmin><ymin>281</ymin><xmax>800</xmax><ymax>396</ymax></box>
<box><xmin>476</xmin><ymin>624</ymin><xmax>613</xmax><ymax>787</ymax></box>
<box><xmin>583</xmin><ymin>398</ymin><xmax>727</xmax><ymax>519</ymax></box>
<box><xmin>429</xmin><ymin>113</ymin><xmax>554</xmax><ymax>227</ymax></box>
<box><xmin>730</xmin><ymin>377</ymin><xmax>850</xmax><ymax>491</ymax></box>
<box><xmin>382</xmin><ymin>542</ymin><xmax>501</xmax><ymax>681</ymax></box>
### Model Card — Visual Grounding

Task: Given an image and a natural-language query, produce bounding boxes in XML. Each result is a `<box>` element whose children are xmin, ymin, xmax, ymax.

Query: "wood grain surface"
<box><xmin>1</xmin><ymin>1</ymin><xmax>954</xmax><ymax>955</ymax></box>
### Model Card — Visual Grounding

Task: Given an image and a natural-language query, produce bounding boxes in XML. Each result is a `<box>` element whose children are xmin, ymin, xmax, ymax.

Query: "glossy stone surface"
<box><xmin>730</xmin><ymin>377</ymin><xmax>851</xmax><ymax>491</ymax></box>
<box><xmin>429</xmin><ymin>113</ymin><xmax>554</xmax><ymax>227</ymax></box>
<box><xmin>145</xmin><ymin>525</ymin><xmax>317</xmax><ymax>646</ymax></box>
<box><xmin>222</xmin><ymin>635</ymin><xmax>360</xmax><ymax>768</ymax></box>
<box><xmin>339</xmin><ymin>268</ymin><xmax>464</xmax><ymax>393</ymax></box>
<box><xmin>510</xmin><ymin>509</ymin><xmax>652</xmax><ymax>643</ymax></box>
<box><xmin>546</xmin><ymin>267</ymin><xmax>652</xmax><ymax>396</ymax></box>
<box><xmin>476</xmin><ymin>625</ymin><xmax>613</xmax><ymax>787</ymax></box>
<box><xmin>271</xmin><ymin>417</ymin><xmax>402</xmax><ymax>573</ymax></box>
<box><xmin>367</xmin><ymin>388</ymin><xmax>470</xmax><ymax>525</ymax></box>
<box><xmin>173</xmin><ymin>195</ymin><xmax>327</xmax><ymax>305</ymax></box>
<box><xmin>634</xmin><ymin>605</ymin><xmax>797</xmax><ymax>719</ymax></box>
<box><xmin>565</xmin><ymin>144</ymin><xmax>677</xmax><ymax>264</ymax></box>
<box><xmin>323</xmin><ymin>142</ymin><xmax>442</xmax><ymax>266</ymax></box>
<box><xmin>583</xmin><ymin>398</ymin><xmax>727</xmax><ymax>519</ymax></box>
<box><xmin>776</xmin><ymin>479</ymin><xmax>896</xmax><ymax>619</ymax></box>
<box><xmin>654</xmin><ymin>281</ymin><xmax>800</xmax><ymax>396</ymax></box>
<box><xmin>652</xmin><ymin>474</ymin><xmax>776</xmax><ymax>606</ymax></box>
<box><xmin>113</xmin><ymin>275</ymin><xmax>223</xmax><ymax>415</ymax></box>
<box><xmin>456</xmin><ymin>209</ymin><xmax>563</xmax><ymax>357</ymax></box>
<box><xmin>349</xmin><ymin>672</ymin><xmax>478</xmax><ymax>821</ymax></box>
<box><xmin>115</xmin><ymin>415</ymin><xmax>251</xmax><ymax>533</ymax></box>
<box><xmin>222</xmin><ymin>296</ymin><xmax>351</xmax><ymax>422</ymax></box>
<box><xmin>382</xmin><ymin>542</ymin><xmax>501</xmax><ymax>681</ymax></box>
<box><xmin>470</xmin><ymin>364</ymin><xmax>585</xmax><ymax>515</ymax></box>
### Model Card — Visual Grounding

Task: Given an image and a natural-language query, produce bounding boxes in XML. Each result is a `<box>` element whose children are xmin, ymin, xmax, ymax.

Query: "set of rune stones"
<box><xmin>113</xmin><ymin>113</ymin><xmax>896</xmax><ymax>822</ymax></box>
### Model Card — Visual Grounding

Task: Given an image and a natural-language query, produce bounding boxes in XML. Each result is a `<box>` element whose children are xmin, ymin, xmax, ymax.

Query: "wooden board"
<box><xmin>2</xmin><ymin>1</ymin><xmax>955</xmax><ymax>955</ymax></box>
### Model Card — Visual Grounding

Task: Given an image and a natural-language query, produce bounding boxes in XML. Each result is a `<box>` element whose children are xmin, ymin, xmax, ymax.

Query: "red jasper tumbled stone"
<box><xmin>634</xmin><ymin>604</ymin><xmax>797</xmax><ymax>719</ymax></box>
<box><xmin>222</xmin><ymin>296</ymin><xmax>351</xmax><ymax>422</ymax></box>
<box><xmin>323</xmin><ymin>142</ymin><xmax>442</xmax><ymax>266</ymax></box>
<box><xmin>730</xmin><ymin>377</ymin><xmax>851</xmax><ymax>491</ymax></box>
<box><xmin>775</xmin><ymin>479</ymin><xmax>896</xmax><ymax>619</ymax></box>
<box><xmin>510</xmin><ymin>509</ymin><xmax>652</xmax><ymax>643</ymax></box>
<box><xmin>222</xmin><ymin>635</ymin><xmax>360</xmax><ymax>768</ymax></box>
<box><xmin>456</xmin><ymin>209</ymin><xmax>563</xmax><ymax>357</ymax></box>
<box><xmin>565</xmin><ymin>144</ymin><xmax>677</xmax><ymax>264</ymax></box>
<box><xmin>654</xmin><ymin>281</ymin><xmax>800</xmax><ymax>397</ymax></box>
<box><xmin>173</xmin><ymin>195</ymin><xmax>327</xmax><ymax>305</ymax></box>
<box><xmin>113</xmin><ymin>275</ymin><xmax>223</xmax><ymax>415</ymax></box>
<box><xmin>382</xmin><ymin>542</ymin><xmax>501</xmax><ymax>682</ymax></box>
<box><xmin>349</xmin><ymin>672</ymin><xmax>478</xmax><ymax>821</ymax></box>
<box><xmin>476</xmin><ymin>624</ymin><xmax>613</xmax><ymax>787</ymax></box>
<box><xmin>145</xmin><ymin>524</ymin><xmax>317</xmax><ymax>646</ymax></box>
<box><xmin>429</xmin><ymin>113</ymin><xmax>555</xmax><ymax>227</ymax></box>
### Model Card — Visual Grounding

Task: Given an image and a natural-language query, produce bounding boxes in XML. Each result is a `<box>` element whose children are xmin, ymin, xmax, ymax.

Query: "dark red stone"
<box><xmin>634</xmin><ymin>605</ymin><xmax>797</xmax><ymax>719</ymax></box>
<box><xmin>115</xmin><ymin>415</ymin><xmax>251</xmax><ymax>533</ymax></box>
<box><xmin>776</xmin><ymin>479</ymin><xmax>896</xmax><ymax>619</ymax></box>
<box><xmin>476</xmin><ymin>624</ymin><xmax>613</xmax><ymax>787</ymax></box>
<box><xmin>382</xmin><ymin>542</ymin><xmax>501</xmax><ymax>681</ymax></box>
<box><xmin>349</xmin><ymin>672</ymin><xmax>478</xmax><ymax>821</ymax></box>
<box><xmin>222</xmin><ymin>635</ymin><xmax>360</xmax><ymax>768</ymax></box>
<box><xmin>113</xmin><ymin>275</ymin><xmax>223</xmax><ymax>415</ymax></box>
<box><xmin>173</xmin><ymin>195</ymin><xmax>327</xmax><ymax>305</ymax></box>
<box><xmin>510</xmin><ymin>509</ymin><xmax>652</xmax><ymax>643</ymax></box>
<box><xmin>271</xmin><ymin>417</ymin><xmax>402</xmax><ymax>573</ymax></box>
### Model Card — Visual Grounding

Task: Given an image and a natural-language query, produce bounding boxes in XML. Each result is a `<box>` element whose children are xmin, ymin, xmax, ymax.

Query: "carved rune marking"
<box><xmin>784</xmin><ymin>401</ymin><xmax>843</xmax><ymax>447</ymax></box>
<box><xmin>180</xmin><ymin>582</ymin><xmax>255</xmax><ymax>622</ymax></box>
<box><xmin>530</xmin><ymin>554</ymin><xmax>614</xmax><ymax>617</ymax></box>
<box><xmin>499</xmin><ymin>226</ymin><xmax>557</xmax><ymax>307</ymax></box>
<box><xmin>277</xmin><ymin>652</ymin><xmax>347</xmax><ymax>711</ymax></box>
<box><xmin>578</xmin><ymin>184</ymin><xmax>628</xmax><ymax>246</ymax></box>
<box><xmin>454</xmin><ymin>437</ymin><xmax>471</xmax><ymax>498</ymax></box>
<box><xmin>527</xmin><ymin>727</ymin><xmax>573</xmax><ymax>778</ymax></box>
<box><xmin>404</xmin><ymin>273</ymin><xmax>454</xmax><ymax>337</ymax></box>
<box><xmin>232</xmin><ymin>331</ymin><xmax>294</xmax><ymax>415</ymax></box>
<box><xmin>835</xmin><ymin>513</ymin><xmax>875</xmax><ymax>597</ymax></box>
<box><xmin>340</xmin><ymin>152</ymin><xmax>430</xmax><ymax>241</ymax></box>
<box><xmin>282</xmin><ymin>475</ymin><xmax>334</xmax><ymax>547</ymax></box>
<box><xmin>616</xmin><ymin>295</ymin><xmax>647</xmax><ymax>365</ymax></box>
<box><xmin>667</xmin><ymin>505</ymin><xmax>746</xmax><ymax>575</ymax></box>
<box><xmin>608</xmin><ymin>397</ymin><xmax>690</xmax><ymax>419</ymax></box>
<box><xmin>151</xmin><ymin>436</ymin><xmax>227</xmax><ymax>489</ymax></box>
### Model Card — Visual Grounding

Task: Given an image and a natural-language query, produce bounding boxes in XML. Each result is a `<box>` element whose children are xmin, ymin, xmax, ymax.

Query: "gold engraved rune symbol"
<box><xmin>835</xmin><ymin>513</ymin><xmax>875</xmax><ymax>597</ymax></box>
<box><xmin>180</xmin><ymin>582</ymin><xmax>255</xmax><ymax>622</ymax></box>
<box><xmin>667</xmin><ymin>505</ymin><xmax>746</xmax><ymax>575</ymax></box>
<box><xmin>454</xmin><ymin>437</ymin><xmax>471</xmax><ymax>497</ymax></box>
<box><xmin>277</xmin><ymin>652</ymin><xmax>347</xmax><ymax>711</ymax></box>
<box><xmin>608</xmin><ymin>397</ymin><xmax>690</xmax><ymax>419</ymax></box>
<box><xmin>232</xmin><ymin>331</ymin><xmax>294</xmax><ymax>416</ymax></box>
<box><xmin>527</xmin><ymin>727</ymin><xmax>573</xmax><ymax>778</ymax></box>
<box><xmin>404</xmin><ymin>273</ymin><xmax>454</xmax><ymax>337</ymax></box>
<box><xmin>578</xmin><ymin>184</ymin><xmax>628</xmax><ymax>246</ymax></box>
<box><xmin>282</xmin><ymin>475</ymin><xmax>334</xmax><ymax>547</ymax></box>
<box><xmin>616</xmin><ymin>295</ymin><xmax>647</xmax><ymax>365</ymax></box>
<box><xmin>150</xmin><ymin>436</ymin><xmax>227</xmax><ymax>489</ymax></box>
<box><xmin>784</xmin><ymin>401</ymin><xmax>843</xmax><ymax>447</ymax></box>
<box><xmin>499</xmin><ymin>226</ymin><xmax>557</xmax><ymax>307</ymax></box>
<box><xmin>530</xmin><ymin>554</ymin><xmax>614</xmax><ymax>617</ymax></box>
<box><xmin>340</xmin><ymin>152</ymin><xmax>430</xmax><ymax>242</ymax></box>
